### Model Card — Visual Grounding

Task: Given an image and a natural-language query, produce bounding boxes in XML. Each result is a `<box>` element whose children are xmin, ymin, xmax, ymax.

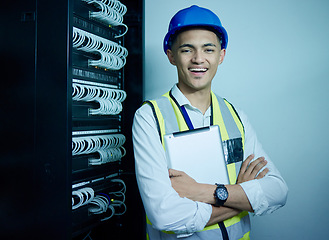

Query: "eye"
<box><xmin>180</xmin><ymin>48</ymin><xmax>191</xmax><ymax>53</ymax></box>
<box><xmin>205</xmin><ymin>48</ymin><xmax>215</xmax><ymax>53</ymax></box>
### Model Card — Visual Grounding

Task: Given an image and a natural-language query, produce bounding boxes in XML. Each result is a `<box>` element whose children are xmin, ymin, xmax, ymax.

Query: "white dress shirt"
<box><xmin>132</xmin><ymin>85</ymin><xmax>288</xmax><ymax>235</ymax></box>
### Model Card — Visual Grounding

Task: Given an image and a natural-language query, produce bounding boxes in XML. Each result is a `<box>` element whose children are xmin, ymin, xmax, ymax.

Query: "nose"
<box><xmin>192</xmin><ymin>50</ymin><xmax>205</xmax><ymax>64</ymax></box>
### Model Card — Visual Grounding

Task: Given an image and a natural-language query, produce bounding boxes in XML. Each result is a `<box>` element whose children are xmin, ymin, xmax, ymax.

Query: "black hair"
<box><xmin>167</xmin><ymin>26</ymin><xmax>223</xmax><ymax>50</ymax></box>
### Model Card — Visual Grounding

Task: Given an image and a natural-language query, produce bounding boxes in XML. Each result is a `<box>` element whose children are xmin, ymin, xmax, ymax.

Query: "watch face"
<box><xmin>217</xmin><ymin>187</ymin><xmax>228</xmax><ymax>200</ymax></box>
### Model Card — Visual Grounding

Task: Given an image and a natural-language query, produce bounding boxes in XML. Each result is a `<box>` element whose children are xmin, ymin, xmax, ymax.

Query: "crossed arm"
<box><xmin>134</xmin><ymin>105</ymin><xmax>288</xmax><ymax>232</ymax></box>
<box><xmin>169</xmin><ymin>154</ymin><xmax>269</xmax><ymax>226</ymax></box>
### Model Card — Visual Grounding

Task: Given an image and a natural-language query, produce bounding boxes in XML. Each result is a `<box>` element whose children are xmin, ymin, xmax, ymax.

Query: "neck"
<box><xmin>178</xmin><ymin>86</ymin><xmax>211</xmax><ymax>114</ymax></box>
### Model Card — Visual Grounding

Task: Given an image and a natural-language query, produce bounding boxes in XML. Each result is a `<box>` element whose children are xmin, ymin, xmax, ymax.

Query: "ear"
<box><xmin>166</xmin><ymin>49</ymin><xmax>176</xmax><ymax>66</ymax></box>
<box><xmin>218</xmin><ymin>48</ymin><xmax>226</xmax><ymax>65</ymax></box>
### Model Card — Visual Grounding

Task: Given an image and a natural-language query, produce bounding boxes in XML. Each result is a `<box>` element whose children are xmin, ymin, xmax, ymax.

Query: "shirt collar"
<box><xmin>171</xmin><ymin>84</ymin><xmax>191</xmax><ymax>107</ymax></box>
<box><xmin>171</xmin><ymin>84</ymin><xmax>212</xmax><ymax>117</ymax></box>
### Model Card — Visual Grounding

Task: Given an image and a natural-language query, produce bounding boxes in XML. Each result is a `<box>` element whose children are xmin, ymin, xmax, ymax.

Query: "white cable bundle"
<box><xmin>72</xmin><ymin>187</ymin><xmax>95</xmax><ymax>210</ymax></box>
<box><xmin>90</xmin><ymin>179</ymin><xmax>127</xmax><ymax>221</ymax></box>
<box><xmin>71</xmin><ymin>179</ymin><xmax>127</xmax><ymax>221</ymax></box>
<box><xmin>72</xmin><ymin>81</ymin><xmax>127</xmax><ymax>115</ymax></box>
<box><xmin>72</xmin><ymin>134</ymin><xmax>126</xmax><ymax>165</ymax></box>
<box><xmin>82</xmin><ymin>0</ymin><xmax>128</xmax><ymax>38</ymax></box>
<box><xmin>108</xmin><ymin>179</ymin><xmax>127</xmax><ymax>216</ymax></box>
<box><xmin>88</xmin><ymin>195</ymin><xmax>115</xmax><ymax>219</ymax></box>
<box><xmin>72</xmin><ymin>27</ymin><xmax>128</xmax><ymax>70</ymax></box>
<box><xmin>89</xmin><ymin>147</ymin><xmax>126</xmax><ymax>165</ymax></box>
<box><xmin>72</xmin><ymin>134</ymin><xmax>126</xmax><ymax>155</ymax></box>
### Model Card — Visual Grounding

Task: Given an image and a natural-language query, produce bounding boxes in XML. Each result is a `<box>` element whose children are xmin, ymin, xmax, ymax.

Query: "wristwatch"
<box><xmin>214</xmin><ymin>183</ymin><xmax>229</xmax><ymax>206</ymax></box>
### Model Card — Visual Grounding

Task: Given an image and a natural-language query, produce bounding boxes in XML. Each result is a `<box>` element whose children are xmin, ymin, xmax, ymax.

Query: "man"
<box><xmin>133</xmin><ymin>5</ymin><xmax>288</xmax><ymax>240</ymax></box>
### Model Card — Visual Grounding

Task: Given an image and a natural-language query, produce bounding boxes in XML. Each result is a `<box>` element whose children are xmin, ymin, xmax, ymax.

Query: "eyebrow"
<box><xmin>204</xmin><ymin>43</ymin><xmax>217</xmax><ymax>47</ymax></box>
<box><xmin>178</xmin><ymin>43</ymin><xmax>217</xmax><ymax>49</ymax></box>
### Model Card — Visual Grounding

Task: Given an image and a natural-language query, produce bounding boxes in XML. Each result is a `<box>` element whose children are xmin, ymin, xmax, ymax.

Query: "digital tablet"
<box><xmin>164</xmin><ymin>125</ymin><xmax>229</xmax><ymax>185</ymax></box>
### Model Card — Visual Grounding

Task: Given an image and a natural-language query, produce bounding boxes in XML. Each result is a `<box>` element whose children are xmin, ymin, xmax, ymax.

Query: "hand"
<box><xmin>169</xmin><ymin>169</ymin><xmax>201</xmax><ymax>200</ymax></box>
<box><xmin>236</xmin><ymin>154</ymin><xmax>269</xmax><ymax>184</ymax></box>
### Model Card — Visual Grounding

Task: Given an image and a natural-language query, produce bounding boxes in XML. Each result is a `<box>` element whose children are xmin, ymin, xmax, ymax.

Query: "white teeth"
<box><xmin>190</xmin><ymin>68</ymin><xmax>207</xmax><ymax>72</ymax></box>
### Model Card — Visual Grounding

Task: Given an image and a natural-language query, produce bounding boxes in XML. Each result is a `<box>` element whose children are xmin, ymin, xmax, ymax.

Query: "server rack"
<box><xmin>0</xmin><ymin>0</ymin><xmax>144</xmax><ymax>239</ymax></box>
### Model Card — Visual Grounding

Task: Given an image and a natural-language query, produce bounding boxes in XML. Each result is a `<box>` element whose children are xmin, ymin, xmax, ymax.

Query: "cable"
<box><xmin>72</xmin><ymin>178</ymin><xmax>127</xmax><ymax>222</ymax></box>
<box><xmin>88</xmin><ymin>194</ymin><xmax>115</xmax><ymax>221</ymax></box>
<box><xmin>72</xmin><ymin>134</ymin><xmax>126</xmax><ymax>166</ymax></box>
<box><xmin>72</xmin><ymin>27</ymin><xmax>128</xmax><ymax>70</ymax></box>
<box><xmin>72</xmin><ymin>187</ymin><xmax>95</xmax><ymax>210</ymax></box>
<box><xmin>82</xmin><ymin>0</ymin><xmax>128</xmax><ymax>37</ymax></box>
<box><xmin>108</xmin><ymin>179</ymin><xmax>127</xmax><ymax>215</ymax></box>
<box><xmin>82</xmin><ymin>230</ymin><xmax>93</xmax><ymax>240</ymax></box>
<box><xmin>110</xmin><ymin>178</ymin><xmax>126</xmax><ymax>194</ymax></box>
<box><xmin>72</xmin><ymin>81</ymin><xmax>127</xmax><ymax>115</ymax></box>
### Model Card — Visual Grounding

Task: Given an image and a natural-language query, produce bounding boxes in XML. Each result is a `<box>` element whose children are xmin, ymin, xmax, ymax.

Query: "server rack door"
<box><xmin>35</xmin><ymin>0</ymin><xmax>72</xmax><ymax>238</ymax></box>
<box><xmin>1</xmin><ymin>0</ymin><xmax>38</xmax><ymax>238</ymax></box>
<box><xmin>1</xmin><ymin>0</ymin><xmax>144</xmax><ymax>239</ymax></box>
<box><xmin>1</xmin><ymin>0</ymin><xmax>72</xmax><ymax>239</ymax></box>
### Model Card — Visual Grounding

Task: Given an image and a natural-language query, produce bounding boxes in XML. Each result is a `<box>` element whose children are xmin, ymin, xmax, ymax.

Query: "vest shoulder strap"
<box><xmin>143</xmin><ymin>100</ymin><xmax>162</xmax><ymax>142</ymax></box>
<box><xmin>143</xmin><ymin>94</ymin><xmax>180</xmax><ymax>143</ymax></box>
<box><xmin>223</xmin><ymin>97</ymin><xmax>245</xmax><ymax>135</ymax></box>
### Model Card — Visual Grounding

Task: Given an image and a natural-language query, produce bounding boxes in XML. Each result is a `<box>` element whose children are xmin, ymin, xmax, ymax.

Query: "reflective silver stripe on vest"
<box><xmin>146</xmin><ymin>214</ymin><xmax>250</xmax><ymax>240</ymax></box>
<box><xmin>235</xmin><ymin>161</ymin><xmax>243</xmax><ymax>180</ymax></box>
<box><xmin>155</xmin><ymin>96</ymin><xmax>179</xmax><ymax>134</ymax></box>
<box><xmin>147</xmin><ymin>226</ymin><xmax>222</xmax><ymax>239</ymax></box>
<box><xmin>226</xmin><ymin>213</ymin><xmax>251</xmax><ymax>239</ymax></box>
<box><xmin>216</xmin><ymin>94</ymin><xmax>242</xmax><ymax>139</ymax></box>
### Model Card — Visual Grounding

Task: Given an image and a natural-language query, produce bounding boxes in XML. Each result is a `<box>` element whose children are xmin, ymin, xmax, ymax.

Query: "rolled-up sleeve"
<box><xmin>238</xmin><ymin>110</ymin><xmax>289</xmax><ymax>216</ymax></box>
<box><xmin>132</xmin><ymin>104</ymin><xmax>212</xmax><ymax>234</ymax></box>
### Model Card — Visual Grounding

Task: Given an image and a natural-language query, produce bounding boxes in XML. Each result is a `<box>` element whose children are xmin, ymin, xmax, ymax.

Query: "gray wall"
<box><xmin>144</xmin><ymin>0</ymin><xmax>329</xmax><ymax>239</ymax></box>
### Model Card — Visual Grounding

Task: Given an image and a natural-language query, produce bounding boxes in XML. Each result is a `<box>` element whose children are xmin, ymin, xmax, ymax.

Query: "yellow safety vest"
<box><xmin>144</xmin><ymin>90</ymin><xmax>251</xmax><ymax>240</ymax></box>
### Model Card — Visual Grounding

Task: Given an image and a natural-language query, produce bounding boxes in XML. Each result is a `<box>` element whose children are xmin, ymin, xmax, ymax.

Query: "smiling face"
<box><xmin>166</xmin><ymin>28</ymin><xmax>226</xmax><ymax>95</ymax></box>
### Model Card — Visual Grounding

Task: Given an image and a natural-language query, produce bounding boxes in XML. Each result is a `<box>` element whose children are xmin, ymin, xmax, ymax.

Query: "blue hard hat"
<box><xmin>163</xmin><ymin>5</ymin><xmax>228</xmax><ymax>54</ymax></box>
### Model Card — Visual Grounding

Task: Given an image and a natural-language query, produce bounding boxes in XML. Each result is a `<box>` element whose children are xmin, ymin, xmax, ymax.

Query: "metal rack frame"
<box><xmin>0</xmin><ymin>0</ymin><xmax>144</xmax><ymax>239</ymax></box>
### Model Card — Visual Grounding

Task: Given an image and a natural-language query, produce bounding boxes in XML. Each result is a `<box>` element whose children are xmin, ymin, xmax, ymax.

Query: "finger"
<box><xmin>240</xmin><ymin>154</ymin><xmax>254</xmax><ymax>173</ymax></box>
<box><xmin>250</xmin><ymin>159</ymin><xmax>268</xmax><ymax>177</ymax></box>
<box><xmin>245</xmin><ymin>156</ymin><xmax>264</xmax><ymax>176</ymax></box>
<box><xmin>237</xmin><ymin>155</ymin><xmax>255</xmax><ymax>183</ymax></box>
<box><xmin>256</xmin><ymin>168</ymin><xmax>269</xmax><ymax>179</ymax></box>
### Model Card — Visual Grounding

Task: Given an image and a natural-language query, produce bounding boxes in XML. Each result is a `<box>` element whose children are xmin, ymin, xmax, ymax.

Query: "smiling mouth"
<box><xmin>189</xmin><ymin>68</ymin><xmax>208</xmax><ymax>72</ymax></box>
<box><xmin>189</xmin><ymin>68</ymin><xmax>208</xmax><ymax>73</ymax></box>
